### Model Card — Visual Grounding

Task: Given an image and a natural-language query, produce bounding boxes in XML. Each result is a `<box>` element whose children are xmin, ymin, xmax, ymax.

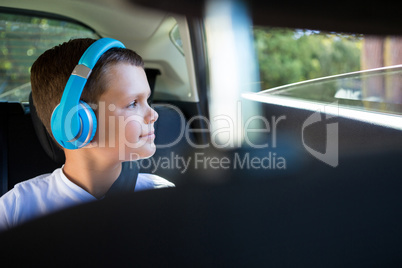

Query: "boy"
<box><xmin>0</xmin><ymin>38</ymin><xmax>174</xmax><ymax>231</ymax></box>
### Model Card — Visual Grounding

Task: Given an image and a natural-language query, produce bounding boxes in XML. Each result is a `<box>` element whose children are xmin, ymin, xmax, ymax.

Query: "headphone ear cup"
<box><xmin>76</xmin><ymin>100</ymin><xmax>97</xmax><ymax>148</ymax></box>
<box><xmin>50</xmin><ymin>38</ymin><xmax>124</xmax><ymax>150</ymax></box>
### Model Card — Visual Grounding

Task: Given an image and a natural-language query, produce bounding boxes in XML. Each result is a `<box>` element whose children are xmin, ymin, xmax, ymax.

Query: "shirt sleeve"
<box><xmin>0</xmin><ymin>189</ymin><xmax>18</xmax><ymax>232</ymax></box>
<box><xmin>135</xmin><ymin>173</ymin><xmax>175</xmax><ymax>192</ymax></box>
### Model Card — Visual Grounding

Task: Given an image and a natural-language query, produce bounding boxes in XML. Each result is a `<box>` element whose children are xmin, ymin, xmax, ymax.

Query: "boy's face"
<box><xmin>91</xmin><ymin>63</ymin><xmax>158</xmax><ymax>161</ymax></box>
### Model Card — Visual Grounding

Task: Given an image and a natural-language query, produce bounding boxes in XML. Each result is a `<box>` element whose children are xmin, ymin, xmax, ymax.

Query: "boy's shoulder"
<box><xmin>135</xmin><ymin>173</ymin><xmax>175</xmax><ymax>192</ymax></box>
<box><xmin>11</xmin><ymin>169</ymin><xmax>61</xmax><ymax>197</ymax></box>
<box><xmin>0</xmin><ymin>169</ymin><xmax>62</xmax><ymax>231</ymax></box>
<box><xmin>0</xmin><ymin>167</ymin><xmax>99</xmax><ymax>231</ymax></box>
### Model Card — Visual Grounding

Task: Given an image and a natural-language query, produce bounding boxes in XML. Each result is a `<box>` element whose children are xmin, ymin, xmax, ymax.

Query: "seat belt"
<box><xmin>104</xmin><ymin>161</ymin><xmax>139</xmax><ymax>198</ymax></box>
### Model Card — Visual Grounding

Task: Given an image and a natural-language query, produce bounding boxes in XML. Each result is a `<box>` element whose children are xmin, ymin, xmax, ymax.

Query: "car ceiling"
<box><xmin>130</xmin><ymin>0</ymin><xmax>402</xmax><ymax>35</ymax></box>
<box><xmin>1</xmin><ymin>0</ymin><xmax>168</xmax><ymax>42</ymax></box>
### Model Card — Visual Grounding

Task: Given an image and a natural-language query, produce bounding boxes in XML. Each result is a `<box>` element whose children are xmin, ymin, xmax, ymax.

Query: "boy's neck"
<box><xmin>63</xmin><ymin>153</ymin><xmax>122</xmax><ymax>199</ymax></box>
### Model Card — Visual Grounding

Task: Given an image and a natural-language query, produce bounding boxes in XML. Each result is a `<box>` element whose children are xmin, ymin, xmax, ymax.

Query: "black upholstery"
<box><xmin>0</xmin><ymin>102</ymin><xmax>60</xmax><ymax>193</ymax></box>
<box><xmin>0</xmin><ymin>102</ymin><xmax>10</xmax><ymax>195</ymax></box>
<box><xmin>139</xmin><ymin>103</ymin><xmax>195</xmax><ymax>186</ymax></box>
<box><xmin>1</xmin><ymin>148</ymin><xmax>402</xmax><ymax>266</ymax></box>
<box><xmin>29</xmin><ymin>93</ymin><xmax>65</xmax><ymax>164</ymax></box>
<box><xmin>145</xmin><ymin>68</ymin><xmax>161</xmax><ymax>105</ymax></box>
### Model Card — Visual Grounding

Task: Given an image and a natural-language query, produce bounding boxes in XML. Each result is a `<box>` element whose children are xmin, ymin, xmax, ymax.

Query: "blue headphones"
<box><xmin>51</xmin><ymin>38</ymin><xmax>125</xmax><ymax>149</ymax></box>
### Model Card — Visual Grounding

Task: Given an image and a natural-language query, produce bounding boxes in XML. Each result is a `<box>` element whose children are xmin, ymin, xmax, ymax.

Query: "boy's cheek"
<box><xmin>122</xmin><ymin>121</ymin><xmax>142</xmax><ymax>143</ymax></box>
<box><xmin>90</xmin><ymin>117</ymin><xmax>116</xmax><ymax>148</ymax></box>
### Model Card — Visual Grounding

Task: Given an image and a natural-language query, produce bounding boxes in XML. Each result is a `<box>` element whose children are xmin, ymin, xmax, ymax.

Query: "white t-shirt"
<box><xmin>0</xmin><ymin>168</ymin><xmax>174</xmax><ymax>231</ymax></box>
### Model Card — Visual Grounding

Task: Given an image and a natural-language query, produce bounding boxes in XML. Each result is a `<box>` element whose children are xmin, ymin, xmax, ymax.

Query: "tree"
<box><xmin>254</xmin><ymin>27</ymin><xmax>362</xmax><ymax>91</ymax></box>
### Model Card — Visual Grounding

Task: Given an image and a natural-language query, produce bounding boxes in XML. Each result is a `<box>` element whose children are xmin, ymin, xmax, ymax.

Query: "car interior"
<box><xmin>1</xmin><ymin>0</ymin><xmax>402</xmax><ymax>266</ymax></box>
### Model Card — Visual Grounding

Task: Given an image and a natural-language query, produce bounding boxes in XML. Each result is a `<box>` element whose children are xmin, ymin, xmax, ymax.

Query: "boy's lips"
<box><xmin>140</xmin><ymin>131</ymin><xmax>155</xmax><ymax>138</ymax></box>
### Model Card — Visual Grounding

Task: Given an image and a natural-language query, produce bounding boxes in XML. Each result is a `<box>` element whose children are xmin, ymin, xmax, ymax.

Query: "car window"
<box><xmin>254</xmin><ymin>28</ymin><xmax>363</xmax><ymax>89</ymax></box>
<box><xmin>246</xmin><ymin>27</ymin><xmax>402</xmax><ymax>128</ymax></box>
<box><xmin>0</xmin><ymin>11</ymin><xmax>99</xmax><ymax>103</ymax></box>
<box><xmin>170</xmin><ymin>23</ymin><xmax>184</xmax><ymax>55</ymax></box>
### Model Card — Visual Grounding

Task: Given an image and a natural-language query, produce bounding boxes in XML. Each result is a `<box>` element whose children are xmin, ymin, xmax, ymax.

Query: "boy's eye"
<box><xmin>127</xmin><ymin>100</ymin><xmax>137</xmax><ymax>108</ymax></box>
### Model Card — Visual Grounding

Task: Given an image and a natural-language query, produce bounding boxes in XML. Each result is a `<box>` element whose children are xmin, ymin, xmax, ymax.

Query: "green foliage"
<box><xmin>0</xmin><ymin>13</ymin><xmax>98</xmax><ymax>101</ymax></box>
<box><xmin>254</xmin><ymin>27</ymin><xmax>362</xmax><ymax>90</ymax></box>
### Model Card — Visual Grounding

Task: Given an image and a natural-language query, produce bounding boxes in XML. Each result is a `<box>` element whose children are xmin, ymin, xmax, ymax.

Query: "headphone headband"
<box><xmin>51</xmin><ymin>38</ymin><xmax>125</xmax><ymax>149</ymax></box>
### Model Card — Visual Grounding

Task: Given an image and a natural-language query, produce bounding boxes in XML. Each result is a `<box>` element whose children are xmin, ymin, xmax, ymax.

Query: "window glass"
<box><xmin>147</xmin><ymin>16</ymin><xmax>196</xmax><ymax>102</ymax></box>
<box><xmin>254</xmin><ymin>27</ymin><xmax>365</xmax><ymax>90</ymax></box>
<box><xmin>251</xmin><ymin>66</ymin><xmax>402</xmax><ymax>114</ymax></box>
<box><xmin>0</xmin><ymin>12</ymin><xmax>99</xmax><ymax>103</ymax></box>
<box><xmin>251</xmin><ymin>27</ymin><xmax>402</xmax><ymax>120</ymax></box>
<box><xmin>169</xmin><ymin>23</ymin><xmax>184</xmax><ymax>55</ymax></box>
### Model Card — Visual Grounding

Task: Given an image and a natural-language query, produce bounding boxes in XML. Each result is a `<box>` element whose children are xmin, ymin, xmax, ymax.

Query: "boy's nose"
<box><xmin>145</xmin><ymin>107</ymin><xmax>158</xmax><ymax>124</ymax></box>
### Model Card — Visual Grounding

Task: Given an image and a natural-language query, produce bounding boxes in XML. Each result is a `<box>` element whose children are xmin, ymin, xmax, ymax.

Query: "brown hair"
<box><xmin>31</xmin><ymin>38</ymin><xmax>144</xmax><ymax>140</ymax></box>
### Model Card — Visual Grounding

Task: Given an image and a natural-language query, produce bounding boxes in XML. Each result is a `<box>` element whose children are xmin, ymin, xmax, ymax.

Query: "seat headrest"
<box><xmin>29</xmin><ymin>92</ymin><xmax>65</xmax><ymax>164</ymax></box>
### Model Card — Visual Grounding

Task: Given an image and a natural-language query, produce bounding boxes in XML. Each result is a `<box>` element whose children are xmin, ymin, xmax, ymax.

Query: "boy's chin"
<box><xmin>137</xmin><ymin>151</ymin><xmax>156</xmax><ymax>160</ymax></box>
<box><xmin>124</xmin><ymin>147</ymin><xmax>156</xmax><ymax>161</ymax></box>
